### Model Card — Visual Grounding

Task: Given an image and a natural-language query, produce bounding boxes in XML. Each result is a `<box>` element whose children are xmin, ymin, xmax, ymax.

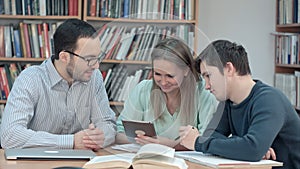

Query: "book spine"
<box><xmin>43</xmin><ymin>22</ymin><xmax>51</xmax><ymax>58</ymax></box>
<box><xmin>23</xmin><ymin>23</ymin><xmax>32</xmax><ymax>58</ymax></box>
<box><xmin>31</xmin><ymin>23</ymin><xmax>41</xmax><ymax>58</ymax></box>
<box><xmin>37</xmin><ymin>23</ymin><xmax>45</xmax><ymax>58</ymax></box>
<box><xmin>13</xmin><ymin>30</ymin><xmax>22</xmax><ymax>58</ymax></box>
<box><xmin>0</xmin><ymin>26</ymin><xmax>5</xmax><ymax>57</ymax></box>
<box><xmin>4</xmin><ymin>26</ymin><xmax>12</xmax><ymax>57</ymax></box>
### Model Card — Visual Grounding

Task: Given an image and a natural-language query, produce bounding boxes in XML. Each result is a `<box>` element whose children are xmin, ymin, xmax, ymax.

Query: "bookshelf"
<box><xmin>0</xmin><ymin>0</ymin><xmax>82</xmax><ymax>109</ymax></box>
<box><xmin>83</xmin><ymin>0</ymin><xmax>198</xmax><ymax>113</ymax></box>
<box><xmin>0</xmin><ymin>0</ymin><xmax>199</xmax><ymax>115</ymax></box>
<box><xmin>274</xmin><ymin>0</ymin><xmax>300</xmax><ymax>113</ymax></box>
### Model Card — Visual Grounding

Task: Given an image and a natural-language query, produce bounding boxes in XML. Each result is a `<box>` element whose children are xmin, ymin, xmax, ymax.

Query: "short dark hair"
<box><xmin>52</xmin><ymin>19</ymin><xmax>96</xmax><ymax>60</ymax></box>
<box><xmin>196</xmin><ymin>40</ymin><xmax>251</xmax><ymax>75</ymax></box>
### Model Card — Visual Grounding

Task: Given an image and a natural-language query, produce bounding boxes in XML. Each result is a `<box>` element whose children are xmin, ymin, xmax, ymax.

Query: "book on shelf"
<box><xmin>0</xmin><ymin>26</ymin><xmax>5</xmax><ymax>57</ymax></box>
<box><xmin>109</xmin><ymin>66</ymin><xmax>128</xmax><ymax>101</ymax></box>
<box><xmin>0</xmin><ymin>68</ymin><xmax>7</xmax><ymax>100</ymax></box>
<box><xmin>0</xmin><ymin>67</ymin><xmax>10</xmax><ymax>99</ymax></box>
<box><xmin>0</xmin><ymin>0</ymin><xmax>4</xmax><ymax>15</ymax></box>
<box><xmin>175</xmin><ymin>151</ymin><xmax>283</xmax><ymax>168</ymax></box>
<box><xmin>103</xmin><ymin>68</ymin><xmax>112</xmax><ymax>87</ymax></box>
<box><xmin>30</xmin><ymin>23</ymin><xmax>41</xmax><ymax>58</ymax></box>
<box><xmin>4</xmin><ymin>26</ymin><xmax>12</xmax><ymax>57</ymax></box>
<box><xmin>275</xmin><ymin>73</ymin><xmax>296</xmax><ymax>106</ymax></box>
<box><xmin>1</xmin><ymin>0</ymin><xmax>77</xmax><ymax>16</ymax></box>
<box><xmin>295</xmin><ymin>71</ymin><xmax>300</xmax><ymax>108</ymax></box>
<box><xmin>83</xmin><ymin>143</ymin><xmax>188</xmax><ymax>169</ymax></box>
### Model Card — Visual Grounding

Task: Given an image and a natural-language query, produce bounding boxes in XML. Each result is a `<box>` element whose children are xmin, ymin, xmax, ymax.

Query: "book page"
<box><xmin>83</xmin><ymin>153</ymin><xmax>135</xmax><ymax>169</ymax></box>
<box><xmin>133</xmin><ymin>155</ymin><xmax>188</xmax><ymax>169</ymax></box>
<box><xmin>111</xmin><ymin>143</ymin><xmax>142</xmax><ymax>153</ymax></box>
<box><xmin>135</xmin><ymin>143</ymin><xmax>175</xmax><ymax>158</ymax></box>
<box><xmin>175</xmin><ymin>151</ymin><xmax>283</xmax><ymax>168</ymax></box>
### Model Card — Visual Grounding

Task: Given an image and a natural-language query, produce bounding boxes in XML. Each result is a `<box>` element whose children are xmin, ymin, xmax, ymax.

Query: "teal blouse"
<box><xmin>117</xmin><ymin>80</ymin><xmax>218</xmax><ymax>140</ymax></box>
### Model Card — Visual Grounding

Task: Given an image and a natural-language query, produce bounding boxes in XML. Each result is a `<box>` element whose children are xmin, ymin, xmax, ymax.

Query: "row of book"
<box><xmin>98</xmin><ymin>24</ymin><xmax>194</xmax><ymax>61</ymax></box>
<box><xmin>278</xmin><ymin>0</ymin><xmax>300</xmax><ymax>24</ymax></box>
<box><xmin>0</xmin><ymin>62</ymin><xmax>151</xmax><ymax>102</ymax></box>
<box><xmin>275</xmin><ymin>71</ymin><xmax>300</xmax><ymax>109</ymax></box>
<box><xmin>0</xmin><ymin>63</ymin><xmax>32</xmax><ymax>100</ymax></box>
<box><xmin>87</xmin><ymin>0</ymin><xmax>194</xmax><ymax>20</ymax></box>
<box><xmin>0</xmin><ymin>21</ymin><xmax>63</xmax><ymax>58</ymax></box>
<box><xmin>103</xmin><ymin>64</ymin><xmax>152</xmax><ymax>102</ymax></box>
<box><xmin>274</xmin><ymin>33</ymin><xmax>300</xmax><ymax>65</ymax></box>
<box><xmin>0</xmin><ymin>0</ymin><xmax>79</xmax><ymax>16</ymax></box>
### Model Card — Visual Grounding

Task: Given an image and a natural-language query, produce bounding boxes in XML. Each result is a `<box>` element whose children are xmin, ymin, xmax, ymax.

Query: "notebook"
<box><xmin>5</xmin><ymin>148</ymin><xmax>96</xmax><ymax>160</ymax></box>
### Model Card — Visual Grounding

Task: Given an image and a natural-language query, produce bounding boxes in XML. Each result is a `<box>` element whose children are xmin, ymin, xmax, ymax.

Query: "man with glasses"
<box><xmin>0</xmin><ymin>19</ymin><xmax>116</xmax><ymax>151</ymax></box>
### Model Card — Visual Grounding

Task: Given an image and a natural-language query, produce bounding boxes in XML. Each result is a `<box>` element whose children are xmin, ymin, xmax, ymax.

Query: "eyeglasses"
<box><xmin>64</xmin><ymin>50</ymin><xmax>104</xmax><ymax>66</ymax></box>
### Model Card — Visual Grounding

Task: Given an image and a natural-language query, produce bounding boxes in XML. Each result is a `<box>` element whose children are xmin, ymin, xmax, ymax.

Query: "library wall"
<box><xmin>198</xmin><ymin>0</ymin><xmax>276</xmax><ymax>86</ymax></box>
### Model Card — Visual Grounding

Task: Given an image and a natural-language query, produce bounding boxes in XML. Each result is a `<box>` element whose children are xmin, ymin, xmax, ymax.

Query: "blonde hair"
<box><xmin>150</xmin><ymin>37</ymin><xmax>200</xmax><ymax>125</ymax></box>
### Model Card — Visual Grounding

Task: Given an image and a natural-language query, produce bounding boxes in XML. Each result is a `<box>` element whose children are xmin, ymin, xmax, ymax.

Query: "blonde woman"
<box><xmin>116</xmin><ymin>37</ymin><xmax>217</xmax><ymax>150</ymax></box>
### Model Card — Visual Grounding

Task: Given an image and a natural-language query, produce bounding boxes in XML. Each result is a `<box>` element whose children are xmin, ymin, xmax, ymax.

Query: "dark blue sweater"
<box><xmin>195</xmin><ymin>80</ymin><xmax>300</xmax><ymax>169</ymax></box>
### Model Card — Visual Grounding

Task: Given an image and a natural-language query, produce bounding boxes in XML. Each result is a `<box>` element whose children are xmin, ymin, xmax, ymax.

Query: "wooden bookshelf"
<box><xmin>275</xmin><ymin>0</ymin><xmax>300</xmax><ymax>114</ymax></box>
<box><xmin>0</xmin><ymin>0</ymin><xmax>82</xmax><ymax>106</ymax></box>
<box><xmin>0</xmin><ymin>57</ymin><xmax>45</xmax><ymax>62</ymax></box>
<box><xmin>84</xmin><ymin>17</ymin><xmax>197</xmax><ymax>24</ymax></box>
<box><xmin>0</xmin><ymin>0</ymin><xmax>198</xmax><ymax>114</ymax></box>
<box><xmin>83</xmin><ymin>0</ymin><xmax>198</xmax><ymax>109</ymax></box>
<box><xmin>0</xmin><ymin>15</ymin><xmax>81</xmax><ymax>20</ymax></box>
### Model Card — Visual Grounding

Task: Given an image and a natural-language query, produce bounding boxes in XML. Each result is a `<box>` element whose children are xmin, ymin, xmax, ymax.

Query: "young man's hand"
<box><xmin>262</xmin><ymin>148</ymin><xmax>276</xmax><ymax>160</ymax></box>
<box><xmin>179</xmin><ymin>125</ymin><xmax>199</xmax><ymax>150</ymax></box>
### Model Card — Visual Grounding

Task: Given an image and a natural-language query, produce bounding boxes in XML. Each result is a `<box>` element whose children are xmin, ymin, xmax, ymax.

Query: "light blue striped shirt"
<box><xmin>0</xmin><ymin>59</ymin><xmax>116</xmax><ymax>149</ymax></box>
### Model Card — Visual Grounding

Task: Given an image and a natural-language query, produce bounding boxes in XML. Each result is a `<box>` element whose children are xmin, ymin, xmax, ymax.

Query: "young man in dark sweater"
<box><xmin>179</xmin><ymin>40</ymin><xmax>300</xmax><ymax>169</ymax></box>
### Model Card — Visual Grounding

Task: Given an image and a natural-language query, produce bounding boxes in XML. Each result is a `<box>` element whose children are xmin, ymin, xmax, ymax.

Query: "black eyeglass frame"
<box><xmin>64</xmin><ymin>50</ymin><xmax>105</xmax><ymax>66</ymax></box>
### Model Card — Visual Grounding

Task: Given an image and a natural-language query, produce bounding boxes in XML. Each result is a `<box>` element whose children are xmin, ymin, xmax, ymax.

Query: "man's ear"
<box><xmin>224</xmin><ymin>62</ymin><xmax>236</xmax><ymax>76</ymax></box>
<box><xmin>59</xmin><ymin>51</ymin><xmax>69</xmax><ymax>63</ymax></box>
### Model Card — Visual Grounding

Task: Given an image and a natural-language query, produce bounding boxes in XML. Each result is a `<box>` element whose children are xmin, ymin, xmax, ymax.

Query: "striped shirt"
<box><xmin>0</xmin><ymin>59</ymin><xmax>116</xmax><ymax>149</ymax></box>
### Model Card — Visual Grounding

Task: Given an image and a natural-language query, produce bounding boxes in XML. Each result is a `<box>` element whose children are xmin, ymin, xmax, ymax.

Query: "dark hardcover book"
<box><xmin>110</xmin><ymin>66</ymin><xmax>128</xmax><ymax>100</ymax></box>
<box><xmin>4</xmin><ymin>64</ymin><xmax>13</xmax><ymax>90</ymax></box>
<box><xmin>10</xmin><ymin>26</ymin><xmax>16</xmax><ymax>58</ymax></box>
<box><xmin>27</xmin><ymin>23</ymin><xmax>35</xmax><ymax>57</ymax></box>
<box><xmin>64</xmin><ymin>0</ymin><xmax>68</xmax><ymax>15</ymax></box>
<box><xmin>53</xmin><ymin>0</ymin><xmax>58</xmax><ymax>15</ymax></box>
<box><xmin>0</xmin><ymin>0</ymin><xmax>4</xmax><ymax>14</ymax></box>
<box><xmin>16</xmin><ymin>0</ymin><xmax>23</xmax><ymax>15</ymax></box>
<box><xmin>107</xmin><ymin>65</ymin><xmax>124</xmax><ymax>100</ymax></box>
<box><xmin>46</xmin><ymin>0</ymin><xmax>52</xmax><ymax>15</ymax></box>
<box><xmin>13</xmin><ymin>29</ymin><xmax>22</xmax><ymax>58</ymax></box>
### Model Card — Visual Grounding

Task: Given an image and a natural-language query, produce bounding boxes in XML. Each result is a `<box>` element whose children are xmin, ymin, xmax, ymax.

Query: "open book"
<box><xmin>83</xmin><ymin>143</ymin><xmax>188</xmax><ymax>169</ymax></box>
<box><xmin>175</xmin><ymin>151</ymin><xmax>283</xmax><ymax>168</ymax></box>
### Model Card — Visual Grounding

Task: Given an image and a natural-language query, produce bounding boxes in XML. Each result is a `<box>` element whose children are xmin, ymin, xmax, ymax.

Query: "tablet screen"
<box><xmin>122</xmin><ymin>120</ymin><xmax>157</xmax><ymax>143</ymax></box>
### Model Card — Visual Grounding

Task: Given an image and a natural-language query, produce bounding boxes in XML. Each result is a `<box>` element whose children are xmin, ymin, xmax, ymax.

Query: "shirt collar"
<box><xmin>45</xmin><ymin>59</ymin><xmax>89</xmax><ymax>88</ymax></box>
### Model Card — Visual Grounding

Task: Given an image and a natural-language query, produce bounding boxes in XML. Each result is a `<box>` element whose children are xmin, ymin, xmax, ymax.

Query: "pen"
<box><xmin>174</xmin><ymin>136</ymin><xmax>180</xmax><ymax>141</ymax></box>
<box><xmin>175</xmin><ymin>126</ymin><xmax>195</xmax><ymax>140</ymax></box>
